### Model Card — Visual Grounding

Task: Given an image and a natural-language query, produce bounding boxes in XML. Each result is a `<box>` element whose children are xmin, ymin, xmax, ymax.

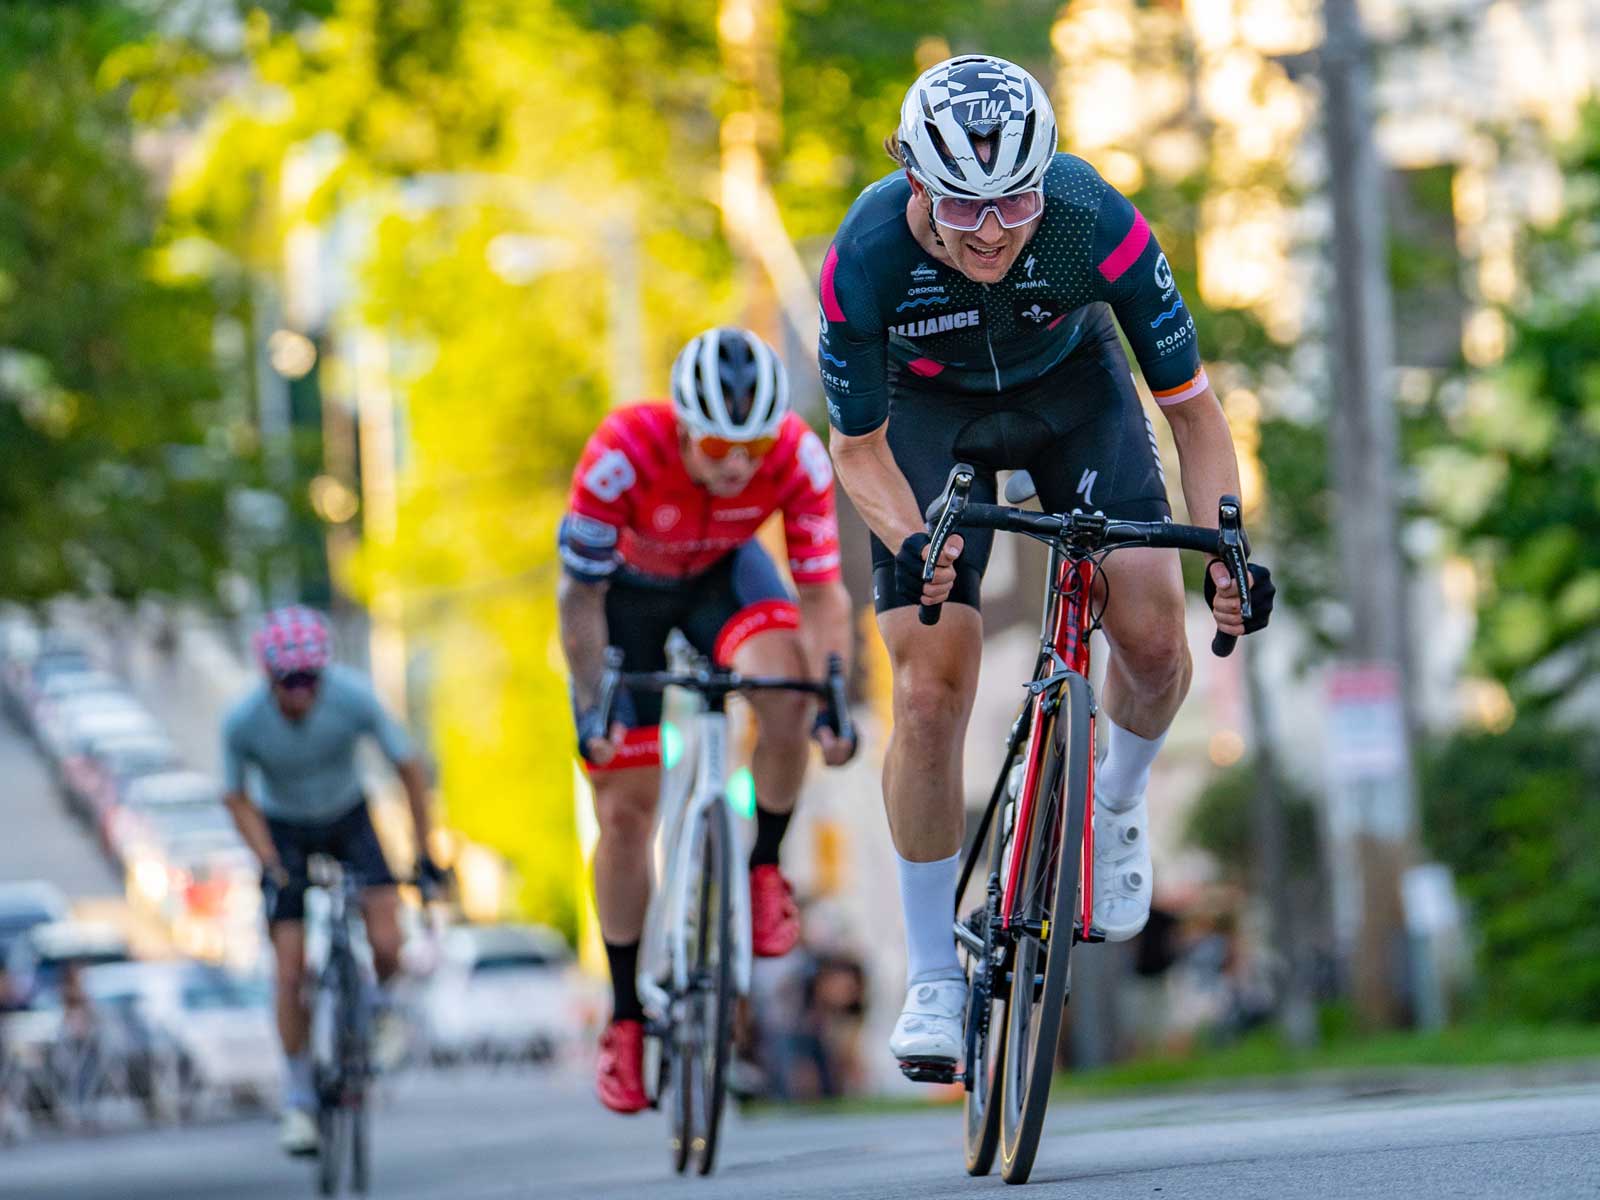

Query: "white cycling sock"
<box><xmin>1097</xmin><ymin>720</ymin><xmax>1167</xmax><ymax>814</ymax></box>
<box><xmin>896</xmin><ymin>850</ymin><xmax>964</xmax><ymax>985</ymax></box>
<box><xmin>284</xmin><ymin>1051</ymin><xmax>314</xmax><ymax>1111</ymax></box>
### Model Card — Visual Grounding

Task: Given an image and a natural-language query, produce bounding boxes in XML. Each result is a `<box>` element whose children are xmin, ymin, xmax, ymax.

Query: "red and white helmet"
<box><xmin>253</xmin><ymin>605</ymin><xmax>332</xmax><ymax>676</ymax></box>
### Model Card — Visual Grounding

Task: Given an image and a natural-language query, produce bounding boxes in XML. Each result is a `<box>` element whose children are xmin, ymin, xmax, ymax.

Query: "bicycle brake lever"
<box><xmin>920</xmin><ymin>464</ymin><xmax>975</xmax><ymax>627</ymax></box>
<box><xmin>1211</xmin><ymin>496</ymin><xmax>1251</xmax><ymax>658</ymax></box>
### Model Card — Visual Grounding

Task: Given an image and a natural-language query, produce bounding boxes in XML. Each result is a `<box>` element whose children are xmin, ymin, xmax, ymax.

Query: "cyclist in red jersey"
<box><xmin>557</xmin><ymin>327</ymin><xmax>857</xmax><ymax>1114</ymax></box>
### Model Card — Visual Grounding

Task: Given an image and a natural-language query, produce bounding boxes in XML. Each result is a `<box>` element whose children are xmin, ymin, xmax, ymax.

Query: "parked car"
<box><xmin>3</xmin><ymin>639</ymin><xmax>91</xmax><ymax>726</ymax></box>
<box><xmin>418</xmin><ymin>924</ymin><xmax>580</xmax><ymax>1064</ymax></box>
<box><xmin>36</xmin><ymin>695</ymin><xmax>157</xmax><ymax>768</ymax></box>
<box><xmin>108</xmin><ymin>772</ymin><xmax>224</xmax><ymax>859</ymax></box>
<box><xmin>58</xmin><ymin>731</ymin><xmax>180</xmax><ymax>825</ymax></box>
<box><xmin>0</xmin><ymin>882</ymin><xmax>69</xmax><ymax>966</ymax></box>
<box><xmin>153</xmin><ymin>963</ymin><xmax>276</xmax><ymax>1110</ymax></box>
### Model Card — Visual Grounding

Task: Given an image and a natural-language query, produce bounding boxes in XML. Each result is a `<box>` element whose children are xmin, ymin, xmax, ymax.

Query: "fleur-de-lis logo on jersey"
<box><xmin>1022</xmin><ymin>303</ymin><xmax>1052</xmax><ymax>324</ymax></box>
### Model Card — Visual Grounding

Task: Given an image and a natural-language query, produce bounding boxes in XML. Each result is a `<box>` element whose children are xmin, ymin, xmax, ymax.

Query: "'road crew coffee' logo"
<box><xmin>890</xmin><ymin>309</ymin><xmax>981</xmax><ymax>338</ymax></box>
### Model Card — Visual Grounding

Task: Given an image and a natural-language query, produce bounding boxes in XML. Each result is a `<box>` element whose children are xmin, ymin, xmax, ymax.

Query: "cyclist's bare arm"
<box><xmin>395</xmin><ymin>758</ymin><xmax>434</xmax><ymax>854</ymax></box>
<box><xmin>796</xmin><ymin>579</ymin><xmax>852</xmax><ymax>678</ymax></box>
<box><xmin>558</xmin><ymin>572</ymin><xmax>627</xmax><ymax>763</ymax></box>
<box><xmin>830</xmin><ymin>425</ymin><xmax>962</xmax><ymax>605</ymax></box>
<box><xmin>223</xmin><ymin>789</ymin><xmax>282</xmax><ymax>874</ymax></box>
<box><xmin>558</xmin><ymin>572</ymin><xmax>612</xmax><ymax>709</ymax></box>
<box><xmin>1156</xmin><ymin>381</ymin><xmax>1247</xmax><ymax>635</ymax></box>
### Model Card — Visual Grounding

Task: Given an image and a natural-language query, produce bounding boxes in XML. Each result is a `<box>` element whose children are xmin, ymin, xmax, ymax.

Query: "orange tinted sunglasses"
<box><xmin>694</xmin><ymin>434</ymin><xmax>778</xmax><ymax>460</ymax></box>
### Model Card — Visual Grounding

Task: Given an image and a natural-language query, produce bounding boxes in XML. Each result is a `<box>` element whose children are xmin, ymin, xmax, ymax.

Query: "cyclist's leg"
<box><xmin>682</xmin><ymin>542</ymin><xmax>811</xmax><ymax>858</ymax></box>
<box><xmin>682</xmin><ymin>542</ymin><xmax>812</xmax><ymax>955</ymax></box>
<box><xmin>262</xmin><ymin>817</ymin><xmax>316</xmax><ymax>1126</ymax></box>
<box><xmin>869</xmin><ymin>389</ymin><xmax>997</xmax><ymax>1038</ymax></box>
<box><xmin>584</xmin><ymin>572</ymin><xmax>676</xmax><ymax>1072</ymax></box>
<box><xmin>1028</xmin><ymin>320</ymin><xmax>1187</xmax><ymax>939</ymax></box>
<box><xmin>327</xmin><ymin>802</ymin><xmax>401</xmax><ymax>983</ymax></box>
<box><xmin>1026</xmin><ymin>320</ymin><xmax>1190</xmax><ymax>746</ymax></box>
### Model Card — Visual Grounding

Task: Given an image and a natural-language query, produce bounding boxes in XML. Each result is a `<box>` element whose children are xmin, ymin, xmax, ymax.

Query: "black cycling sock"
<box><xmin>748</xmin><ymin>803</ymin><xmax>793</xmax><ymax>870</ymax></box>
<box><xmin>604</xmin><ymin>939</ymin><xmax>644</xmax><ymax>1023</ymax></box>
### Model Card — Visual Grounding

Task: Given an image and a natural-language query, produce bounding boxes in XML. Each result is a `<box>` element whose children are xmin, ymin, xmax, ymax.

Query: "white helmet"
<box><xmin>670</xmin><ymin>326</ymin><xmax>789</xmax><ymax>441</ymax></box>
<box><xmin>897</xmin><ymin>55</ymin><xmax>1057</xmax><ymax>199</ymax></box>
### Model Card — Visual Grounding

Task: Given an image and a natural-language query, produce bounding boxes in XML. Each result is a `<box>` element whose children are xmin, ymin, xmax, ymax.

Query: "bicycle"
<box><xmin>915</xmin><ymin>464</ymin><xmax>1254</xmax><ymax>1185</ymax></box>
<box><xmin>301</xmin><ymin>854</ymin><xmax>376</xmax><ymax>1198</ymax></box>
<box><xmin>594</xmin><ymin>647</ymin><xmax>851</xmax><ymax>1176</ymax></box>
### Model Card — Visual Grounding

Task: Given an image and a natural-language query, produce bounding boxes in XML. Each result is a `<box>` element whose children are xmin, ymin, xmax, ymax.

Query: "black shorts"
<box><xmin>263</xmin><ymin>802</ymin><xmax>395</xmax><ymax>924</ymax></box>
<box><xmin>584</xmin><ymin>540</ymin><xmax>797</xmax><ymax>772</ymax></box>
<box><xmin>870</xmin><ymin>305</ymin><xmax>1171</xmax><ymax>613</ymax></box>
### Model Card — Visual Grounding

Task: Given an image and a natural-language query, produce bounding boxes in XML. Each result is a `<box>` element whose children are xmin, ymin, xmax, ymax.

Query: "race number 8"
<box><xmin>583</xmin><ymin>449</ymin><xmax>637</xmax><ymax>503</ymax></box>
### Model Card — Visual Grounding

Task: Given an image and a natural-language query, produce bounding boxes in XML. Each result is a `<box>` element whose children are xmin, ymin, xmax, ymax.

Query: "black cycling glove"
<box><xmin>415</xmin><ymin>851</ymin><xmax>451</xmax><ymax>898</ymax></box>
<box><xmin>1204</xmin><ymin>562</ymin><xmax>1276</xmax><ymax>635</ymax></box>
<box><xmin>811</xmin><ymin>709</ymin><xmax>859</xmax><ymax>764</ymax></box>
<box><xmin>893</xmin><ymin>532</ymin><xmax>933</xmax><ymax>608</ymax></box>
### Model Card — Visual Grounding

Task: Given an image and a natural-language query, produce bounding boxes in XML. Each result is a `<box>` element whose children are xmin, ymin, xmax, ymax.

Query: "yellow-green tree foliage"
<box><xmin>167</xmin><ymin>0</ymin><xmax>742</xmax><ymax>932</ymax></box>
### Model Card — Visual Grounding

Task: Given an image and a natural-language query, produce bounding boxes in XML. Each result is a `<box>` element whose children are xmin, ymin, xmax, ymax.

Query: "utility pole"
<box><xmin>1319</xmin><ymin>0</ymin><xmax>1419</xmax><ymax>1029</ymax></box>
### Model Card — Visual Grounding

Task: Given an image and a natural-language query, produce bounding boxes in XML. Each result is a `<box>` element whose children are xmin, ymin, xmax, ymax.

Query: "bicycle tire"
<box><xmin>998</xmin><ymin>671</ymin><xmax>1092</xmax><ymax>1185</ymax></box>
<box><xmin>317</xmin><ymin>1105</ymin><xmax>346</xmax><ymax>1196</ymax></box>
<box><xmin>691</xmin><ymin>794</ymin><xmax>735</xmax><ymax>1176</ymax></box>
<box><xmin>963</xmin><ymin>744</ymin><xmax>1020</xmax><ymax>1176</ymax></box>
<box><xmin>349</xmin><ymin>1097</ymin><xmax>369</xmax><ymax>1196</ymax></box>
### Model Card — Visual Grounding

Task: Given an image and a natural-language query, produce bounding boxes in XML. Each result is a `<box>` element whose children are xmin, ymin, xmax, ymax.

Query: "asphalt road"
<box><xmin>4</xmin><ymin>1067</ymin><xmax>1599</xmax><ymax>1200</ymax></box>
<box><xmin>0</xmin><ymin>707</ymin><xmax>120</xmax><ymax>899</ymax></box>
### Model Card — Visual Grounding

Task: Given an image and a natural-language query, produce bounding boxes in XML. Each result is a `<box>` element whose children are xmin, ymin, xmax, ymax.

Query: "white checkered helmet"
<box><xmin>670</xmin><ymin>326</ymin><xmax>789</xmax><ymax>442</ymax></box>
<box><xmin>897</xmin><ymin>55</ymin><xmax>1057</xmax><ymax>199</ymax></box>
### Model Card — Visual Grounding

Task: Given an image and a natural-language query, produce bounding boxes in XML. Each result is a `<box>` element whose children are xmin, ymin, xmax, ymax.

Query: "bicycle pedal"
<box><xmin>898</xmin><ymin>1058</ymin><xmax>961</xmax><ymax>1086</ymax></box>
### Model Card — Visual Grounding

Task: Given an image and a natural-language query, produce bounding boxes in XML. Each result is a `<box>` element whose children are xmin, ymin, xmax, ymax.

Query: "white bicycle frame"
<box><xmin>636</xmin><ymin>699</ymin><xmax>753</xmax><ymax>1021</ymax></box>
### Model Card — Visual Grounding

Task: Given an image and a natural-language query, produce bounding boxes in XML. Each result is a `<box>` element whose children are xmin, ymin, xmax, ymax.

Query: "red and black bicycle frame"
<box><xmin>999</xmin><ymin>551</ymin><xmax>1097</xmax><ymax>941</ymax></box>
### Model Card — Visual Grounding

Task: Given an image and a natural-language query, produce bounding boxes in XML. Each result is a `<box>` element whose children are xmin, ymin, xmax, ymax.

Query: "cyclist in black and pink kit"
<box><xmin>820</xmin><ymin>54</ymin><xmax>1274</xmax><ymax>1076</ymax></box>
<box><xmin>557</xmin><ymin>327</ymin><xmax>856</xmax><ymax>1113</ymax></box>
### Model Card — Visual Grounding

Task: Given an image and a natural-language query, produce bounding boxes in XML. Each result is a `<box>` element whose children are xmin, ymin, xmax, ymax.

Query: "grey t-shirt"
<box><xmin>222</xmin><ymin>665</ymin><xmax>413</xmax><ymax>825</ymax></box>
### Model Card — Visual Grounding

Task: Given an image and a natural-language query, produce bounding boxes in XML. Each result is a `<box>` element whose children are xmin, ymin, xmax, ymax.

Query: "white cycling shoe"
<box><xmin>279</xmin><ymin>1108</ymin><xmax>319</xmax><ymax>1157</ymax></box>
<box><xmin>889</xmin><ymin>978</ymin><xmax>967</xmax><ymax>1072</ymax></box>
<box><xmin>1093</xmin><ymin>794</ymin><xmax>1153</xmax><ymax>942</ymax></box>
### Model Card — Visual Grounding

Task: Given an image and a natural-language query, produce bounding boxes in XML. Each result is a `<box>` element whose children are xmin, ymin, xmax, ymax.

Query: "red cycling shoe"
<box><xmin>749</xmin><ymin>863</ymin><xmax>801</xmax><ymax>958</ymax></box>
<box><xmin>595</xmin><ymin>1018</ymin><xmax>648</xmax><ymax>1114</ymax></box>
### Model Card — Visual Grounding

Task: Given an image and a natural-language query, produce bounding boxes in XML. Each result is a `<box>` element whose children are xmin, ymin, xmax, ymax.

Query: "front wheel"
<box><xmin>998</xmin><ymin>672</ymin><xmax>1092</xmax><ymax>1185</ymax></box>
<box><xmin>688</xmin><ymin>795</ymin><xmax>736</xmax><ymax>1175</ymax></box>
<box><xmin>963</xmin><ymin>745</ymin><xmax>1021</xmax><ymax>1176</ymax></box>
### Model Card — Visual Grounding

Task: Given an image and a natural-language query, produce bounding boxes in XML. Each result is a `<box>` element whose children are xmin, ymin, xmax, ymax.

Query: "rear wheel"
<box><xmin>998</xmin><ymin>672</ymin><xmax>1092</xmax><ymax>1185</ymax></box>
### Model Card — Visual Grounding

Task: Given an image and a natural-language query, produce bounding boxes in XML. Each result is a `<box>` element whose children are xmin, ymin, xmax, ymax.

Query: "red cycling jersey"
<box><xmin>560</xmin><ymin>402</ymin><xmax>842</xmax><ymax>585</ymax></box>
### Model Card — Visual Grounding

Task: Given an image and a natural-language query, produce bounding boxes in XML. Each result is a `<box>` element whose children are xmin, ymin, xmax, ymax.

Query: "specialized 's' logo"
<box><xmin>1078</xmin><ymin>468</ymin><xmax>1098</xmax><ymax>507</ymax></box>
<box><xmin>1021</xmin><ymin>304</ymin><xmax>1053</xmax><ymax>324</ymax></box>
<box><xmin>1154</xmin><ymin>253</ymin><xmax>1174</xmax><ymax>293</ymax></box>
<box><xmin>817</xmin><ymin>303</ymin><xmax>829</xmax><ymax>336</ymax></box>
<box><xmin>890</xmin><ymin>309</ymin><xmax>981</xmax><ymax>338</ymax></box>
<box><xmin>1024</xmin><ymin>254</ymin><xmax>1036</xmax><ymax>278</ymax></box>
